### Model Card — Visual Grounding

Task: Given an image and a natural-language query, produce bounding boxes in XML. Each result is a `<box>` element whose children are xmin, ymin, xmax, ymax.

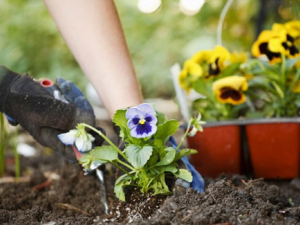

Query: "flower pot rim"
<box><xmin>181</xmin><ymin>117</ymin><xmax>300</xmax><ymax>128</ymax></box>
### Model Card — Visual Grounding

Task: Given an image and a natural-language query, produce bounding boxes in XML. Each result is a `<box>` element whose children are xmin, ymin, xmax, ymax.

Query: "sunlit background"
<box><xmin>0</xmin><ymin>0</ymin><xmax>299</xmax><ymax>99</ymax></box>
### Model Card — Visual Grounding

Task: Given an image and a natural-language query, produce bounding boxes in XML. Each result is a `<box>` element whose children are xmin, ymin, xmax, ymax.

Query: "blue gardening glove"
<box><xmin>0</xmin><ymin>66</ymin><xmax>104</xmax><ymax>161</ymax></box>
<box><xmin>169</xmin><ymin>136</ymin><xmax>205</xmax><ymax>193</ymax></box>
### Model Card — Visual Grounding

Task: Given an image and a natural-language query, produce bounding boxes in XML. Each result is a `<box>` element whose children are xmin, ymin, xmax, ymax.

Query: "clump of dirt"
<box><xmin>103</xmin><ymin>188</ymin><xmax>167</xmax><ymax>223</ymax></box>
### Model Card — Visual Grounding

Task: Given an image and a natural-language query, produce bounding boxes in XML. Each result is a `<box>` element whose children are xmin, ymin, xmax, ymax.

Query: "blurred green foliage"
<box><xmin>0</xmin><ymin>0</ymin><xmax>299</xmax><ymax>98</ymax></box>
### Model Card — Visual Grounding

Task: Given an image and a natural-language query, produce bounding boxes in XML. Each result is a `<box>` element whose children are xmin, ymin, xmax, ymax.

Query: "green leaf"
<box><xmin>152</xmin><ymin>173</ymin><xmax>172</xmax><ymax>195</ymax></box>
<box><xmin>156</xmin><ymin>112</ymin><xmax>167</xmax><ymax>125</ymax></box>
<box><xmin>218</xmin><ymin>62</ymin><xmax>241</xmax><ymax>78</ymax></box>
<box><xmin>113</xmin><ymin>109</ymin><xmax>127</xmax><ymax>129</ymax></box>
<box><xmin>271</xmin><ymin>81</ymin><xmax>284</xmax><ymax>98</ymax></box>
<box><xmin>114</xmin><ymin>174</ymin><xmax>132</xmax><ymax>201</ymax></box>
<box><xmin>193</xmin><ymin>79</ymin><xmax>212</xmax><ymax>97</ymax></box>
<box><xmin>154</xmin><ymin>120</ymin><xmax>179</xmax><ymax>144</ymax></box>
<box><xmin>285</xmin><ymin>57</ymin><xmax>300</xmax><ymax>71</ymax></box>
<box><xmin>79</xmin><ymin>154</ymin><xmax>95</xmax><ymax>168</ymax></box>
<box><xmin>147</xmin><ymin>152</ymin><xmax>159</xmax><ymax>167</ymax></box>
<box><xmin>176</xmin><ymin>169</ymin><xmax>193</xmax><ymax>182</ymax></box>
<box><xmin>125</xmin><ymin>145</ymin><xmax>153</xmax><ymax>168</ymax></box>
<box><xmin>115</xmin><ymin>173</ymin><xmax>129</xmax><ymax>185</ymax></box>
<box><xmin>159</xmin><ymin>162</ymin><xmax>178</xmax><ymax>173</ymax></box>
<box><xmin>245</xmin><ymin>111</ymin><xmax>265</xmax><ymax>119</ymax></box>
<box><xmin>156</xmin><ymin>147</ymin><xmax>176</xmax><ymax>166</ymax></box>
<box><xmin>89</xmin><ymin>146</ymin><xmax>118</xmax><ymax>163</ymax></box>
<box><xmin>114</xmin><ymin>182</ymin><xmax>126</xmax><ymax>201</ymax></box>
<box><xmin>174</xmin><ymin>149</ymin><xmax>198</xmax><ymax>162</ymax></box>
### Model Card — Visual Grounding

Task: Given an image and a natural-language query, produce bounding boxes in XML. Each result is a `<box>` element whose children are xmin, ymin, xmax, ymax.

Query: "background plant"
<box><xmin>0</xmin><ymin>113</ymin><xmax>20</xmax><ymax>178</ymax></box>
<box><xmin>2</xmin><ymin>0</ymin><xmax>295</xmax><ymax>98</ymax></box>
<box><xmin>244</xmin><ymin>20</ymin><xmax>300</xmax><ymax>118</ymax></box>
<box><xmin>179</xmin><ymin>46</ymin><xmax>250</xmax><ymax>121</ymax></box>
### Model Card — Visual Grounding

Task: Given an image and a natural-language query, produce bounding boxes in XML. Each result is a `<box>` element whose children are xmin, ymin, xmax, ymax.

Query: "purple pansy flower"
<box><xmin>126</xmin><ymin>103</ymin><xmax>158</xmax><ymax>138</ymax></box>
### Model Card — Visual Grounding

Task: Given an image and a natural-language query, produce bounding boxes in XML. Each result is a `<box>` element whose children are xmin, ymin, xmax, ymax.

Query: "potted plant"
<box><xmin>176</xmin><ymin>20</ymin><xmax>300</xmax><ymax>179</ymax></box>
<box><xmin>177</xmin><ymin>45</ymin><xmax>251</xmax><ymax>177</ymax></box>
<box><xmin>244</xmin><ymin>20</ymin><xmax>300</xmax><ymax>179</ymax></box>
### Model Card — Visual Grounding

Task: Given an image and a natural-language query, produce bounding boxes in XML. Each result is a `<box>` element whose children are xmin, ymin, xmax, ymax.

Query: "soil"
<box><xmin>1</xmin><ymin>134</ymin><xmax>300</xmax><ymax>224</ymax></box>
<box><xmin>2</xmin><ymin>154</ymin><xmax>300</xmax><ymax>225</ymax></box>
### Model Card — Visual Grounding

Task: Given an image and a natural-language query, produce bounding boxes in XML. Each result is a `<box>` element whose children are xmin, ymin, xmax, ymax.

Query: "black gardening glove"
<box><xmin>0</xmin><ymin>66</ymin><xmax>104</xmax><ymax>161</ymax></box>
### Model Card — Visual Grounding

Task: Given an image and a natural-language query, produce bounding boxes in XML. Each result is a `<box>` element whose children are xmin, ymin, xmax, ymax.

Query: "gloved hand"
<box><xmin>0</xmin><ymin>66</ymin><xmax>104</xmax><ymax>161</ymax></box>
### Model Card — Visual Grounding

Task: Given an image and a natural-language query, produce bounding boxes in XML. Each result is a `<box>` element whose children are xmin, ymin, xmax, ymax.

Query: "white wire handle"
<box><xmin>171</xmin><ymin>63</ymin><xmax>190</xmax><ymax>123</ymax></box>
<box><xmin>217</xmin><ymin>0</ymin><xmax>234</xmax><ymax>46</ymax></box>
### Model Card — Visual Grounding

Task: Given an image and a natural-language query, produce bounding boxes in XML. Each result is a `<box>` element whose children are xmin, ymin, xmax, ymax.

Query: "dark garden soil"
<box><xmin>2</xmin><ymin>154</ymin><xmax>300</xmax><ymax>225</ymax></box>
<box><xmin>1</xmin><ymin>128</ymin><xmax>300</xmax><ymax>225</ymax></box>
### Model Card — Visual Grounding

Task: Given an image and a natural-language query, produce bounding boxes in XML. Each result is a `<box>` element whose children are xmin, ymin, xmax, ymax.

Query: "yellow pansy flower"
<box><xmin>272</xmin><ymin>23</ymin><xmax>299</xmax><ymax>58</ymax></box>
<box><xmin>191</xmin><ymin>50</ymin><xmax>213</xmax><ymax>64</ymax></box>
<box><xmin>179</xmin><ymin>69</ymin><xmax>189</xmax><ymax>91</ymax></box>
<box><xmin>252</xmin><ymin>24</ymin><xmax>300</xmax><ymax>64</ymax></box>
<box><xmin>179</xmin><ymin>60</ymin><xmax>203</xmax><ymax>93</ymax></box>
<box><xmin>251</xmin><ymin>29</ymin><xmax>286</xmax><ymax>64</ymax></box>
<box><xmin>207</xmin><ymin>46</ymin><xmax>231</xmax><ymax>77</ymax></box>
<box><xmin>284</xmin><ymin>20</ymin><xmax>300</xmax><ymax>45</ymax></box>
<box><xmin>212</xmin><ymin>76</ymin><xmax>248</xmax><ymax>105</ymax></box>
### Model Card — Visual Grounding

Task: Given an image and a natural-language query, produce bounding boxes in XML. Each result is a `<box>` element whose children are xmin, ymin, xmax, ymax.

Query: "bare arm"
<box><xmin>43</xmin><ymin>0</ymin><xmax>143</xmax><ymax>118</ymax></box>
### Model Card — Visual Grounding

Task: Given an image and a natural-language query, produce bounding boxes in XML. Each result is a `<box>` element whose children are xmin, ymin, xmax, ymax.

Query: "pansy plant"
<box><xmin>179</xmin><ymin>45</ymin><xmax>250</xmax><ymax>121</ymax></box>
<box><xmin>244</xmin><ymin>20</ymin><xmax>300</xmax><ymax>118</ymax></box>
<box><xmin>178</xmin><ymin>20</ymin><xmax>300</xmax><ymax>121</ymax></box>
<box><xmin>58</xmin><ymin>103</ymin><xmax>203</xmax><ymax>201</ymax></box>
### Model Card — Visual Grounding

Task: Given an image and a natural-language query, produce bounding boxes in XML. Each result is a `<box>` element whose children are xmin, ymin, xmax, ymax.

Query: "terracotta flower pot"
<box><xmin>187</xmin><ymin>125</ymin><xmax>241</xmax><ymax>178</ymax></box>
<box><xmin>246</xmin><ymin>123</ymin><xmax>300</xmax><ymax>179</ymax></box>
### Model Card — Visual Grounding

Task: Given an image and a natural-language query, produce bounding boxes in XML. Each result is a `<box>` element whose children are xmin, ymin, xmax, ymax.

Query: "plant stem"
<box><xmin>281</xmin><ymin>54</ymin><xmax>286</xmax><ymax>86</ymax></box>
<box><xmin>116</xmin><ymin>158</ymin><xmax>135</xmax><ymax>171</ymax></box>
<box><xmin>253</xmin><ymin>60</ymin><xmax>266</xmax><ymax>71</ymax></box>
<box><xmin>140</xmin><ymin>168</ymin><xmax>149</xmax><ymax>193</ymax></box>
<box><xmin>289</xmin><ymin>69</ymin><xmax>300</xmax><ymax>92</ymax></box>
<box><xmin>13</xmin><ymin>129</ymin><xmax>20</xmax><ymax>178</ymax></box>
<box><xmin>111</xmin><ymin>161</ymin><xmax>132</xmax><ymax>177</ymax></box>
<box><xmin>0</xmin><ymin>113</ymin><xmax>6</xmax><ymax>176</ymax></box>
<box><xmin>81</xmin><ymin>123</ymin><xmax>129</xmax><ymax>162</ymax></box>
<box><xmin>175</xmin><ymin>119</ymin><xmax>192</xmax><ymax>151</ymax></box>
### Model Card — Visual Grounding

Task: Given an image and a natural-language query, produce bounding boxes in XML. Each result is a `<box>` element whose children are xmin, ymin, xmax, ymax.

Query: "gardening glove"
<box><xmin>168</xmin><ymin>136</ymin><xmax>205</xmax><ymax>194</ymax></box>
<box><xmin>0</xmin><ymin>66</ymin><xmax>104</xmax><ymax>161</ymax></box>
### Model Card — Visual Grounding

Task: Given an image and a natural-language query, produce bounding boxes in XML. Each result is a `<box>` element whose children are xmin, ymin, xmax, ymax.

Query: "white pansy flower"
<box><xmin>188</xmin><ymin>114</ymin><xmax>206</xmax><ymax>137</ymax></box>
<box><xmin>58</xmin><ymin>124</ymin><xmax>95</xmax><ymax>152</ymax></box>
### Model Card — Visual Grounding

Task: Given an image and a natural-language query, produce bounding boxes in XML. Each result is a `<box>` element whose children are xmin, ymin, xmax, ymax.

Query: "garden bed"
<box><xmin>1</xmin><ymin>150</ymin><xmax>300</xmax><ymax>225</ymax></box>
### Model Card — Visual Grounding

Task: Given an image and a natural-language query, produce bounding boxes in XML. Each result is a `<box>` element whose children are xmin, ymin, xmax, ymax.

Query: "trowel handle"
<box><xmin>39</xmin><ymin>78</ymin><xmax>68</xmax><ymax>103</ymax></box>
<box><xmin>39</xmin><ymin>78</ymin><xmax>58</xmax><ymax>96</ymax></box>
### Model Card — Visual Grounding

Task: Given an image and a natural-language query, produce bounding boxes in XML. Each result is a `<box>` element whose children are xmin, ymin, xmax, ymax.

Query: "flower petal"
<box><xmin>125</xmin><ymin>107</ymin><xmax>144</xmax><ymax>120</ymax></box>
<box><xmin>136</xmin><ymin>103</ymin><xmax>156</xmax><ymax>116</ymax></box>
<box><xmin>145</xmin><ymin>114</ymin><xmax>157</xmax><ymax>125</ymax></box>
<box><xmin>82</xmin><ymin>140</ymin><xmax>92</xmax><ymax>152</ymax></box>
<box><xmin>75</xmin><ymin>136</ymin><xmax>85</xmax><ymax>152</ymax></box>
<box><xmin>87</xmin><ymin>133</ymin><xmax>95</xmax><ymax>142</ymax></box>
<box><xmin>188</xmin><ymin>127</ymin><xmax>198</xmax><ymax>137</ymax></box>
<box><xmin>130</xmin><ymin>123</ymin><xmax>157</xmax><ymax>138</ymax></box>
<box><xmin>57</xmin><ymin>130</ymin><xmax>77</xmax><ymax>145</ymax></box>
<box><xmin>127</xmin><ymin>115</ymin><xmax>141</xmax><ymax>129</ymax></box>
